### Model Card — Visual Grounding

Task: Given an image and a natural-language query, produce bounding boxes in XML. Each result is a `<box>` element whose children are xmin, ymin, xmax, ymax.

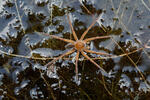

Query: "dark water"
<box><xmin>0</xmin><ymin>0</ymin><xmax>150</xmax><ymax>100</ymax></box>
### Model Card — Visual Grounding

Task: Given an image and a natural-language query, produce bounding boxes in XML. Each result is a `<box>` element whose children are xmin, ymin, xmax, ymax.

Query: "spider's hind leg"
<box><xmin>75</xmin><ymin>51</ymin><xmax>80</xmax><ymax>81</ymax></box>
<box><xmin>45</xmin><ymin>49</ymin><xmax>76</xmax><ymax>71</ymax></box>
<box><xmin>81</xmin><ymin>51</ymin><xmax>109</xmax><ymax>76</ymax></box>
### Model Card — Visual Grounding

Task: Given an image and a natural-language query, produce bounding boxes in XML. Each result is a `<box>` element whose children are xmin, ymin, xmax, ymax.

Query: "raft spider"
<box><xmin>44</xmin><ymin>14</ymin><xmax>111</xmax><ymax>79</ymax></box>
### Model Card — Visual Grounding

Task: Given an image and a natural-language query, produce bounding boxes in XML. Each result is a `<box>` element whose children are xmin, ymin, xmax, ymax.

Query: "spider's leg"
<box><xmin>45</xmin><ymin>49</ymin><xmax>76</xmax><ymax>69</ymax></box>
<box><xmin>67</xmin><ymin>14</ymin><xmax>78</xmax><ymax>40</ymax></box>
<box><xmin>49</xmin><ymin>35</ymin><xmax>75</xmax><ymax>44</ymax></box>
<box><xmin>80</xmin><ymin>17</ymin><xmax>97</xmax><ymax>40</ymax></box>
<box><xmin>75</xmin><ymin>51</ymin><xmax>80</xmax><ymax>80</ymax></box>
<box><xmin>80</xmin><ymin>2</ymin><xmax>92</xmax><ymax>15</ymax></box>
<box><xmin>84</xmin><ymin>36</ymin><xmax>111</xmax><ymax>42</ymax></box>
<box><xmin>84</xmin><ymin>49</ymin><xmax>111</xmax><ymax>56</ymax></box>
<box><xmin>81</xmin><ymin>51</ymin><xmax>108</xmax><ymax>76</ymax></box>
<box><xmin>39</xmin><ymin>32</ymin><xmax>75</xmax><ymax>44</ymax></box>
<box><xmin>79</xmin><ymin>2</ymin><xmax>107</xmax><ymax>32</ymax></box>
<box><xmin>84</xmin><ymin>47</ymin><xmax>143</xmax><ymax>60</ymax></box>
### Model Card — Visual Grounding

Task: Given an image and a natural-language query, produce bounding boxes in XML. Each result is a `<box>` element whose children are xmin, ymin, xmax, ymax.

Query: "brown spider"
<box><xmin>44</xmin><ymin>14</ymin><xmax>111</xmax><ymax>79</ymax></box>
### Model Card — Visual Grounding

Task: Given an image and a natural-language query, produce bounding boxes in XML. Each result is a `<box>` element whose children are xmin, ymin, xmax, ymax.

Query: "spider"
<box><xmin>43</xmin><ymin>14</ymin><xmax>112</xmax><ymax>79</ymax></box>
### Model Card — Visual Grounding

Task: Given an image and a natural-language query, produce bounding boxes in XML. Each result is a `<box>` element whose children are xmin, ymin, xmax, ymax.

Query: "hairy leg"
<box><xmin>67</xmin><ymin>14</ymin><xmax>78</xmax><ymax>40</ymax></box>
<box><xmin>80</xmin><ymin>17</ymin><xmax>98</xmax><ymax>40</ymax></box>
<box><xmin>39</xmin><ymin>32</ymin><xmax>75</xmax><ymax>44</ymax></box>
<box><xmin>84</xmin><ymin>36</ymin><xmax>111</xmax><ymax>42</ymax></box>
<box><xmin>81</xmin><ymin>51</ymin><xmax>108</xmax><ymax>76</ymax></box>
<box><xmin>49</xmin><ymin>35</ymin><xmax>75</xmax><ymax>44</ymax></box>
<box><xmin>84</xmin><ymin>49</ymin><xmax>111</xmax><ymax>56</ymax></box>
<box><xmin>45</xmin><ymin>49</ymin><xmax>76</xmax><ymax>69</ymax></box>
<box><xmin>75</xmin><ymin>51</ymin><xmax>80</xmax><ymax>80</ymax></box>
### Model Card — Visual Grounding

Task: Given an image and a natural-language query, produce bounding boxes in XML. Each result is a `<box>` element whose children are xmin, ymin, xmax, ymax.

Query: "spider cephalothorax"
<box><xmin>44</xmin><ymin>14</ymin><xmax>111</xmax><ymax>79</ymax></box>
<box><xmin>74</xmin><ymin>40</ymin><xmax>86</xmax><ymax>51</ymax></box>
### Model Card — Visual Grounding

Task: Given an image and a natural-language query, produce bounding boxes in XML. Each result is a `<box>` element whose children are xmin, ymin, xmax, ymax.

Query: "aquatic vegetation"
<box><xmin>0</xmin><ymin>0</ymin><xmax>150</xmax><ymax>99</ymax></box>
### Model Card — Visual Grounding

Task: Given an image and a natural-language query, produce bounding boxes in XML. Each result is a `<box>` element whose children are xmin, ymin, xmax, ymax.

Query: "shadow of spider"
<box><xmin>42</xmin><ymin>13</ymin><xmax>112</xmax><ymax>80</ymax></box>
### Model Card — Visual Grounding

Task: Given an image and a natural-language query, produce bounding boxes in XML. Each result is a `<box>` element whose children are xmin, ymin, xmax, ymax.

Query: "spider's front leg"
<box><xmin>38</xmin><ymin>32</ymin><xmax>75</xmax><ymax>44</ymax></box>
<box><xmin>67</xmin><ymin>14</ymin><xmax>78</xmax><ymax>41</ymax></box>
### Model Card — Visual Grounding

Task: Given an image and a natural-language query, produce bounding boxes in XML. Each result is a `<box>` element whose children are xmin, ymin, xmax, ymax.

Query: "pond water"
<box><xmin>0</xmin><ymin>0</ymin><xmax>150</xmax><ymax>100</ymax></box>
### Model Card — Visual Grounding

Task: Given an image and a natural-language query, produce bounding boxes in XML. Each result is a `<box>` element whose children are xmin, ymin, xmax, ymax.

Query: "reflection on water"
<box><xmin>0</xmin><ymin>0</ymin><xmax>150</xmax><ymax>99</ymax></box>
